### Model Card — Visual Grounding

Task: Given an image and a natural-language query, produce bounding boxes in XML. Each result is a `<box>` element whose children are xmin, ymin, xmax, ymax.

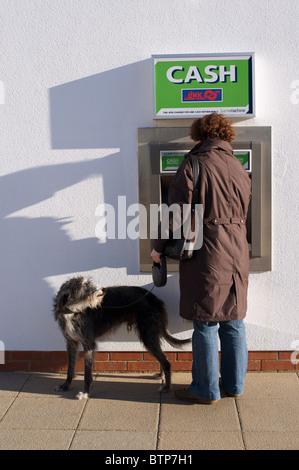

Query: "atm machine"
<box><xmin>138</xmin><ymin>126</ymin><xmax>271</xmax><ymax>273</ymax></box>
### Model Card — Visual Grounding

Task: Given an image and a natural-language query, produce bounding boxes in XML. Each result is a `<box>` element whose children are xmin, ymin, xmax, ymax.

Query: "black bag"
<box><xmin>165</xmin><ymin>155</ymin><xmax>200</xmax><ymax>261</ymax></box>
<box><xmin>164</xmin><ymin>238</ymin><xmax>195</xmax><ymax>261</ymax></box>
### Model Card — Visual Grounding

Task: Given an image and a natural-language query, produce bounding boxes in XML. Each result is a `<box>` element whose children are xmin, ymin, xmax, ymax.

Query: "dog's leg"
<box><xmin>76</xmin><ymin>346</ymin><xmax>94</xmax><ymax>400</ymax></box>
<box><xmin>153</xmin><ymin>349</ymin><xmax>171</xmax><ymax>393</ymax></box>
<box><xmin>153</xmin><ymin>366</ymin><xmax>163</xmax><ymax>380</ymax></box>
<box><xmin>141</xmin><ymin>337</ymin><xmax>171</xmax><ymax>393</ymax></box>
<box><xmin>55</xmin><ymin>340</ymin><xmax>78</xmax><ymax>392</ymax></box>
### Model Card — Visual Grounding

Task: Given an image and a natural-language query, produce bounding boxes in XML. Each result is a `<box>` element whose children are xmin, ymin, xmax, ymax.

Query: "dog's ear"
<box><xmin>61</xmin><ymin>293</ymin><xmax>69</xmax><ymax>307</ymax></box>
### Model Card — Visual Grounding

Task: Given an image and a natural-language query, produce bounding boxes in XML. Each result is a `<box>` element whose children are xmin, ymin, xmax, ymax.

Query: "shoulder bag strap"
<box><xmin>191</xmin><ymin>155</ymin><xmax>200</xmax><ymax>204</ymax></box>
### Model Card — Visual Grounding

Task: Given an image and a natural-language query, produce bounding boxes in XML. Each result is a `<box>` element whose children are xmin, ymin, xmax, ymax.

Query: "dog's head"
<box><xmin>53</xmin><ymin>277</ymin><xmax>104</xmax><ymax>317</ymax></box>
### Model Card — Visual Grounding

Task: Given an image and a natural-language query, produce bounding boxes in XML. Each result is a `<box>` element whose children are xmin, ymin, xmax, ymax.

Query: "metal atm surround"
<box><xmin>138</xmin><ymin>126</ymin><xmax>271</xmax><ymax>273</ymax></box>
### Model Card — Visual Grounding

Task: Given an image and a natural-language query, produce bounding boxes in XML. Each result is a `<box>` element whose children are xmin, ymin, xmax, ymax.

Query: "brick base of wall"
<box><xmin>0</xmin><ymin>351</ymin><xmax>298</xmax><ymax>372</ymax></box>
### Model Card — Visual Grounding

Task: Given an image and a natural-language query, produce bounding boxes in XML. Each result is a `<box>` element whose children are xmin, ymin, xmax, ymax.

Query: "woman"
<box><xmin>151</xmin><ymin>113</ymin><xmax>251</xmax><ymax>403</ymax></box>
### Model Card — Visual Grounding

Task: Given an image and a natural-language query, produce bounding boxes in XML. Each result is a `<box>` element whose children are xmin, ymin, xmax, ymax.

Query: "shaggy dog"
<box><xmin>53</xmin><ymin>277</ymin><xmax>190</xmax><ymax>399</ymax></box>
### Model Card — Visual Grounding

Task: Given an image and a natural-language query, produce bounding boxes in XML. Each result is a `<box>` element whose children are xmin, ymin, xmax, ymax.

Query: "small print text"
<box><xmin>105</xmin><ymin>454</ymin><xmax>192</xmax><ymax>467</ymax></box>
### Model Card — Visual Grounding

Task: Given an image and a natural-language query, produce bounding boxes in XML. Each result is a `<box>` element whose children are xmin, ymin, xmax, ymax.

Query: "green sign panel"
<box><xmin>233</xmin><ymin>150</ymin><xmax>251</xmax><ymax>171</ymax></box>
<box><xmin>153</xmin><ymin>53</ymin><xmax>255</xmax><ymax>119</ymax></box>
<box><xmin>160</xmin><ymin>151</ymin><xmax>188</xmax><ymax>172</ymax></box>
<box><xmin>161</xmin><ymin>149</ymin><xmax>252</xmax><ymax>173</ymax></box>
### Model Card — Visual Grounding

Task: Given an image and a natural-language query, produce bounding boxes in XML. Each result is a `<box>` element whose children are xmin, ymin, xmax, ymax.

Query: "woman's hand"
<box><xmin>151</xmin><ymin>249</ymin><xmax>162</xmax><ymax>264</ymax></box>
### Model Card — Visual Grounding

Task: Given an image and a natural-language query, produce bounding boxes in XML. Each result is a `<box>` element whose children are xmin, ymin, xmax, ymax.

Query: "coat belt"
<box><xmin>203</xmin><ymin>217</ymin><xmax>246</xmax><ymax>225</ymax></box>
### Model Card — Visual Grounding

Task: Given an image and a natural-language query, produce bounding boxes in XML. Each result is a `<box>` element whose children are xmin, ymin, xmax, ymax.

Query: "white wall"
<box><xmin>1</xmin><ymin>0</ymin><xmax>298</xmax><ymax>351</ymax></box>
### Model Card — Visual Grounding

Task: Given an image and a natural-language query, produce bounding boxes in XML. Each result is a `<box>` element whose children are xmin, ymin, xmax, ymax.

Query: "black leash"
<box><xmin>101</xmin><ymin>284</ymin><xmax>156</xmax><ymax>309</ymax></box>
<box><xmin>60</xmin><ymin>285</ymin><xmax>157</xmax><ymax>314</ymax></box>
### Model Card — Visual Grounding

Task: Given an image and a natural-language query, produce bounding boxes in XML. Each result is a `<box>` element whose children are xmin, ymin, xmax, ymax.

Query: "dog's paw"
<box><xmin>76</xmin><ymin>391</ymin><xmax>89</xmax><ymax>400</ymax></box>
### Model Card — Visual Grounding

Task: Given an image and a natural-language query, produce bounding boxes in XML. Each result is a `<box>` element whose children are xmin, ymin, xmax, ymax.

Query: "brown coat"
<box><xmin>153</xmin><ymin>139</ymin><xmax>252</xmax><ymax>322</ymax></box>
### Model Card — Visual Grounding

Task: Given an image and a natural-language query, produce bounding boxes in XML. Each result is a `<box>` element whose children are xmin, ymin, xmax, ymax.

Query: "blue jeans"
<box><xmin>189</xmin><ymin>320</ymin><xmax>248</xmax><ymax>401</ymax></box>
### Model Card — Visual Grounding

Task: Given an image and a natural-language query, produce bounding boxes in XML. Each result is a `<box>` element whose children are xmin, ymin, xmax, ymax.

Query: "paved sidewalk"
<box><xmin>0</xmin><ymin>371</ymin><xmax>298</xmax><ymax>450</ymax></box>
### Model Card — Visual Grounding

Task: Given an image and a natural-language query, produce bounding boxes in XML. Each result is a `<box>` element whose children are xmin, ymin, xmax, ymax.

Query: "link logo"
<box><xmin>182</xmin><ymin>88</ymin><xmax>222</xmax><ymax>103</ymax></box>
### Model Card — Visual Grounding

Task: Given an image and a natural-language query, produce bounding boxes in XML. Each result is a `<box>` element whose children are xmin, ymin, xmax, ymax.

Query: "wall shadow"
<box><xmin>49</xmin><ymin>59</ymin><xmax>152</xmax><ymax>149</ymax></box>
<box><xmin>0</xmin><ymin>154</ymin><xmax>138</xmax><ymax>348</ymax></box>
<box><xmin>1</xmin><ymin>58</ymin><xmax>193</xmax><ymax>348</ymax></box>
<box><xmin>46</xmin><ymin>58</ymin><xmax>154</xmax><ymax>276</ymax></box>
<box><xmin>0</xmin><ymin>371</ymin><xmax>195</xmax><ymax>404</ymax></box>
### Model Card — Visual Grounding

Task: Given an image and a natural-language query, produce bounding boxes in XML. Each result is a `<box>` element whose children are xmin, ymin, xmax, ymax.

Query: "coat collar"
<box><xmin>192</xmin><ymin>139</ymin><xmax>233</xmax><ymax>155</ymax></box>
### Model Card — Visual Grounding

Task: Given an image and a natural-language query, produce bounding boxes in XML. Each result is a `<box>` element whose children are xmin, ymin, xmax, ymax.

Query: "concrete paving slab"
<box><xmin>0</xmin><ymin>396</ymin><xmax>86</xmax><ymax>430</ymax></box>
<box><xmin>21</xmin><ymin>372</ymin><xmax>87</xmax><ymax>399</ymax></box>
<box><xmin>0</xmin><ymin>396</ymin><xmax>15</xmax><ymax>420</ymax></box>
<box><xmin>160</xmin><ymin>393</ymin><xmax>241</xmax><ymax>432</ymax></box>
<box><xmin>79</xmin><ymin>398</ymin><xmax>160</xmax><ymax>431</ymax></box>
<box><xmin>158</xmin><ymin>431</ymin><xmax>244</xmax><ymax>450</ymax></box>
<box><xmin>243</xmin><ymin>431</ymin><xmax>299</xmax><ymax>450</ymax></box>
<box><xmin>241</xmin><ymin>372</ymin><xmax>299</xmax><ymax>399</ymax></box>
<box><xmin>237</xmin><ymin>398</ymin><xmax>299</xmax><ymax>432</ymax></box>
<box><xmin>92</xmin><ymin>373</ymin><xmax>163</xmax><ymax>400</ymax></box>
<box><xmin>95</xmin><ymin>372</ymin><xmax>162</xmax><ymax>384</ymax></box>
<box><xmin>169</xmin><ymin>372</ymin><xmax>192</xmax><ymax>385</ymax></box>
<box><xmin>0</xmin><ymin>371</ymin><xmax>298</xmax><ymax>450</ymax></box>
<box><xmin>71</xmin><ymin>430</ymin><xmax>157</xmax><ymax>450</ymax></box>
<box><xmin>0</xmin><ymin>372</ymin><xmax>30</xmax><ymax>396</ymax></box>
<box><xmin>0</xmin><ymin>429</ymin><xmax>74</xmax><ymax>450</ymax></box>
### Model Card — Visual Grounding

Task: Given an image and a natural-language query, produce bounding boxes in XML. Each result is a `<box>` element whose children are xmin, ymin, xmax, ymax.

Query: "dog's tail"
<box><xmin>163</xmin><ymin>330</ymin><xmax>191</xmax><ymax>348</ymax></box>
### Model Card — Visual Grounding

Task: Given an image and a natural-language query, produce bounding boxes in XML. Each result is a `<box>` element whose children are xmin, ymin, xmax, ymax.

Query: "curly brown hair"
<box><xmin>190</xmin><ymin>113</ymin><xmax>235</xmax><ymax>143</ymax></box>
